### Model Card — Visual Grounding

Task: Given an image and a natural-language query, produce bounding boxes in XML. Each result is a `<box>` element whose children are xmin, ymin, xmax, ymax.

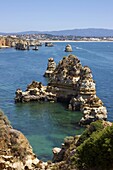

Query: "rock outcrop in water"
<box><xmin>44</xmin><ymin>58</ymin><xmax>56</xmax><ymax>78</ymax></box>
<box><xmin>65</xmin><ymin>44</ymin><xmax>72</xmax><ymax>52</ymax></box>
<box><xmin>15</xmin><ymin>81</ymin><xmax>57</xmax><ymax>103</ymax></box>
<box><xmin>15</xmin><ymin>40</ymin><xmax>29</xmax><ymax>50</ymax></box>
<box><xmin>15</xmin><ymin>54</ymin><xmax>107</xmax><ymax>125</ymax></box>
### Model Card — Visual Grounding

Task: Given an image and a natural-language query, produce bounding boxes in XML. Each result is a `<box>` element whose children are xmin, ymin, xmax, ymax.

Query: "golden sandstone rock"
<box><xmin>0</xmin><ymin>110</ymin><xmax>41</xmax><ymax>170</ymax></box>
<box><xmin>64</xmin><ymin>44</ymin><xmax>73</xmax><ymax>52</ymax></box>
<box><xmin>15</xmin><ymin>54</ymin><xmax>107</xmax><ymax>125</ymax></box>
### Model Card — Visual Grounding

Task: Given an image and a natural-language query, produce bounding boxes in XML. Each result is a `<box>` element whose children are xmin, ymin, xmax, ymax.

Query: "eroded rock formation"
<box><xmin>0</xmin><ymin>110</ymin><xmax>57</xmax><ymax>169</ymax></box>
<box><xmin>15</xmin><ymin>54</ymin><xmax>107</xmax><ymax>125</ymax></box>
<box><xmin>44</xmin><ymin>58</ymin><xmax>56</xmax><ymax>78</ymax></box>
<box><xmin>0</xmin><ymin>110</ymin><xmax>38</xmax><ymax>169</ymax></box>
<box><xmin>15</xmin><ymin>81</ymin><xmax>57</xmax><ymax>103</ymax></box>
<box><xmin>65</xmin><ymin>44</ymin><xmax>72</xmax><ymax>52</ymax></box>
<box><xmin>0</xmin><ymin>110</ymin><xmax>111</xmax><ymax>169</ymax></box>
<box><xmin>15</xmin><ymin>40</ymin><xmax>29</xmax><ymax>50</ymax></box>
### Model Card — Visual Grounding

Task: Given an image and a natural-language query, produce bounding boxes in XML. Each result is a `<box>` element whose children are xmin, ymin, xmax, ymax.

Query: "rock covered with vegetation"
<box><xmin>1</xmin><ymin>109</ymin><xmax>113</xmax><ymax>170</ymax></box>
<box><xmin>15</xmin><ymin>54</ymin><xmax>107</xmax><ymax>125</ymax></box>
<box><xmin>51</xmin><ymin>120</ymin><xmax>113</xmax><ymax>170</ymax></box>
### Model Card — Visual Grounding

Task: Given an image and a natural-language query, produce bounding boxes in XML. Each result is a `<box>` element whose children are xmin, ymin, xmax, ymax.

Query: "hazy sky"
<box><xmin>0</xmin><ymin>0</ymin><xmax>113</xmax><ymax>32</ymax></box>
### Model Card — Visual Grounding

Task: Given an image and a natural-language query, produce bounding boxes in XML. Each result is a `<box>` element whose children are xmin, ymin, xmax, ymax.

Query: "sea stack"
<box><xmin>15</xmin><ymin>40</ymin><xmax>29</xmax><ymax>50</ymax></box>
<box><xmin>15</xmin><ymin>54</ymin><xmax>107</xmax><ymax>125</ymax></box>
<box><xmin>65</xmin><ymin>44</ymin><xmax>72</xmax><ymax>52</ymax></box>
<box><xmin>44</xmin><ymin>58</ymin><xmax>56</xmax><ymax>77</ymax></box>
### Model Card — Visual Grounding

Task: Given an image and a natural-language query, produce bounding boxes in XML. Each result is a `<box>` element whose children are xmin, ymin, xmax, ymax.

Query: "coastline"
<box><xmin>40</xmin><ymin>40</ymin><xmax>113</xmax><ymax>43</ymax></box>
<box><xmin>0</xmin><ymin>41</ymin><xmax>113</xmax><ymax>49</ymax></box>
<box><xmin>0</xmin><ymin>45</ymin><xmax>10</xmax><ymax>48</ymax></box>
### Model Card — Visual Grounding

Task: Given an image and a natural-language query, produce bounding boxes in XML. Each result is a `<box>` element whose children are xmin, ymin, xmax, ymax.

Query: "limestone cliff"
<box><xmin>0</xmin><ymin>110</ymin><xmax>49</xmax><ymax>170</ymax></box>
<box><xmin>0</xmin><ymin>109</ymin><xmax>112</xmax><ymax>170</ymax></box>
<box><xmin>15</xmin><ymin>39</ymin><xmax>29</xmax><ymax>50</ymax></box>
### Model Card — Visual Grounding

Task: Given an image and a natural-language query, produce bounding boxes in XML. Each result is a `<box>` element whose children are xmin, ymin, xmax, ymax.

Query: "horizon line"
<box><xmin>1</xmin><ymin>27</ymin><xmax>113</xmax><ymax>34</ymax></box>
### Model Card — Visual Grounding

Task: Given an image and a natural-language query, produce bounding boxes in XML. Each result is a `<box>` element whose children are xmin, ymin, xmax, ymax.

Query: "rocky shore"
<box><xmin>1</xmin><ymin>109</ymin><xmax>112</xmax><ymax>170</ymax></box>
<box><xmin>0</xmin><ymin>110</ymin><xmax>50</xmax><ymax>170</ymax></box>
<box><xmin>15</xmin><ymin>54</ymin><xmax>107</xmax><ymax>125</ymax></box>
<box><xmin>1</xmin><ymin>53</ymin><xmax>112</xmax><ymax>170</ymax></box>
<box><xmin>51</xmin><ymin>120</ymin><xmax>113</xmax><ymax>170</ymax></box>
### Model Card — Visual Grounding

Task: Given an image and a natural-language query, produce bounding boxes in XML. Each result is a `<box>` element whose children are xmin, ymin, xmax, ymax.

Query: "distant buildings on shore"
<box><xmin>0</xmin><ymin>34</ymin><xmax>113</xmax><ymax>48</ymax></box>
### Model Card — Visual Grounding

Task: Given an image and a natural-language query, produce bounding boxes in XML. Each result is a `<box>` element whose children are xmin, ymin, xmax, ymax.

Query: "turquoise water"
<box><xmin>0</xmin><ymin>42</ymin><xmax>113</xmax><ymax>161</ymax></box>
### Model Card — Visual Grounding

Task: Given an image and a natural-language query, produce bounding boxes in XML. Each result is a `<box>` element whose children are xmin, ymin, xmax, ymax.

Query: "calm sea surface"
<box><xmin>0</xmin><ymin>42</ymin><xmax>113</xmax><ymax>161</ymax></box>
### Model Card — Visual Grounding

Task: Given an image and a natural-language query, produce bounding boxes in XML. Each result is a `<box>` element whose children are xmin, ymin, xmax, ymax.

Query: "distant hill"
<box><xmin>1</xmin><ymin>28</ymin><xmax>113</xmax><ymax>37</ymax></box>
<box><xmin>48</xmin><ymin>28</ymin><xmax>113</xmax><ymax>37</ymax></box>
<box><xmin>0</xmin><ymin>31</ymin><xmax>41</xmax><ymax>36</ymax></box>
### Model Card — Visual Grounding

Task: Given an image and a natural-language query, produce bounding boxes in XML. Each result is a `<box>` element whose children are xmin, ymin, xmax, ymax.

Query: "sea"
<box><xmin>0</xmin><ymin>42</ymin><xmax>113</xmax><ymax>161</ymax></box>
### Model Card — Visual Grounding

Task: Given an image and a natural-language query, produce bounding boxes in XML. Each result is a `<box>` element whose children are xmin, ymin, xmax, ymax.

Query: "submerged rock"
<box><xmin>15</xmin><ymin>54</ymin><xmax>107</xmax><ymax>125</ymax></box>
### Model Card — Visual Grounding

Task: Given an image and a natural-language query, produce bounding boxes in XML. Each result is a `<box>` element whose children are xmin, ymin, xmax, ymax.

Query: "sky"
<box><xmin>0</xmin><ymin>0</ymin><xmax>113</xmax><ymax>32</ymax></box>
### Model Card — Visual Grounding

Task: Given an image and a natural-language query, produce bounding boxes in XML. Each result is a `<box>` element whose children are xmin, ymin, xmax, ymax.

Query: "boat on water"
<box><xmin>45</xmin><ymin>42</ymin><xmax>54</xmax><ymax>47</ymax></box>
<box><xmin>32</xmin><ymin>45</ymin><xmax>38</xmax><ymax>50</ymax></box>
<box><xmin>37</xmin><ymin>42</ymin><xmax>42</xmax><ymax>46</ymax></box>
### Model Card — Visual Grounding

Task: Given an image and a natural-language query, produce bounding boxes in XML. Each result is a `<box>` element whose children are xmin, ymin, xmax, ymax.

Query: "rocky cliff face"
<box><xmin>15</xmin><ymin>54</ymin><xmax>107</xmax><ymax>125</ymax></box>
<box><xmin>15</xmin><ymin>40</ymin><xmax>29</xmax><ymax>50</ymax></box>
<box><xmin>0</xmin><ymin>110</ymin><xmax>50</xmax><ymax>170</ymax></box>
<box><xmin>0</xmin><ymin>110</ymin><xmax>111</xmax><ymax>170</ymax></box>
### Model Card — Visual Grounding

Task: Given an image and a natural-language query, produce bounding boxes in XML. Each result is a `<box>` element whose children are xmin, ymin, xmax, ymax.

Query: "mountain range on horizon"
<box><xmin>1</xmin><ymin>28</ymin><xmax>113</xmax><ymax>37</ymax></box>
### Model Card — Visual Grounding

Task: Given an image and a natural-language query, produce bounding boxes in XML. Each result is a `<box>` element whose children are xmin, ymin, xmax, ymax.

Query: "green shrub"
<box><xmin>74</xmin><ymin>124</ymin><xmax>113</xmax><ymax>170</ymax></box>
<box><xmin>77</xmin><ymin>120</ymin><xmax>104</xmax><ymax>146</ymax></box>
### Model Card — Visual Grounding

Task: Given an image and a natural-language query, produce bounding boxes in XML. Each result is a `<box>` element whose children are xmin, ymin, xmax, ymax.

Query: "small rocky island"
<box><xmin>15</xmin><ymin>54</ymin><xmax>107</xmax><ymax>125</ymax></box>
<box><xmin>65</xmin><ymin>44</ymin><xmax>73</xmax><ymax>52</ymax></box>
